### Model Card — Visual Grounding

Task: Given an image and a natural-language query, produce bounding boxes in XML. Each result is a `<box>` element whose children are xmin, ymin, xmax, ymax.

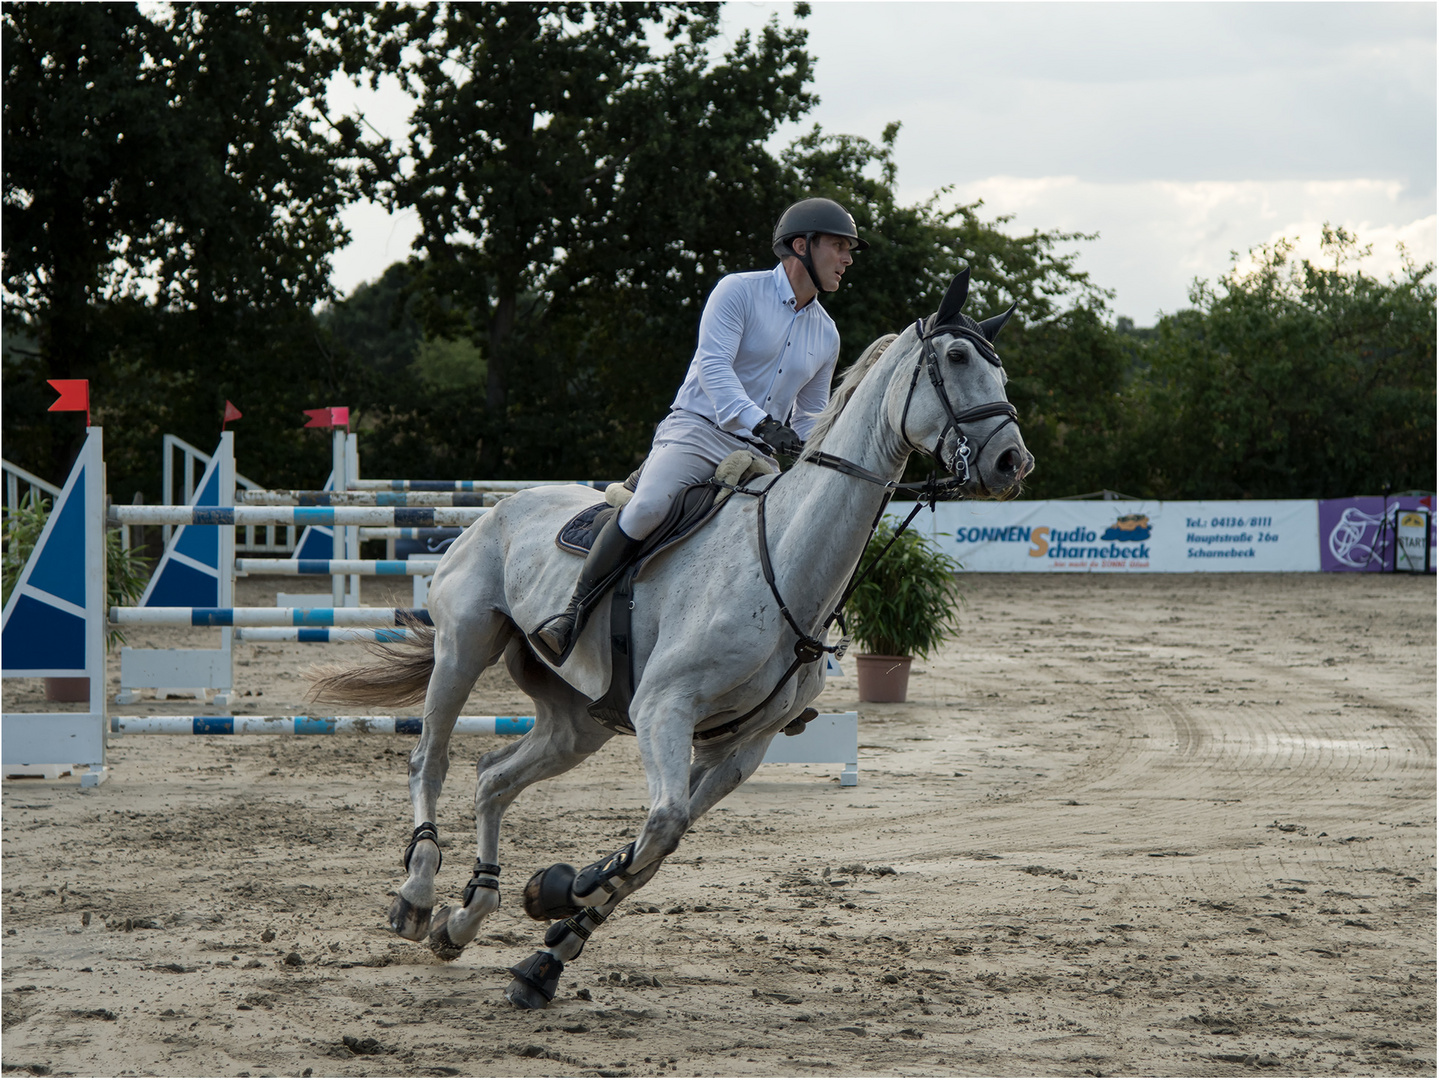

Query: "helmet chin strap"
<box><xmin>796</xmin><ymin>232</ymin><xmax>826</xmax><ymax>296</ymax></box>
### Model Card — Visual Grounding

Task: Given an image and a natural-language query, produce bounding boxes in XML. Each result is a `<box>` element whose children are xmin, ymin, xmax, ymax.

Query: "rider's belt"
<box><xmin>673</xmin><ymin>409</ymin><xmax>776</xmax><ymax>457</ymax></box>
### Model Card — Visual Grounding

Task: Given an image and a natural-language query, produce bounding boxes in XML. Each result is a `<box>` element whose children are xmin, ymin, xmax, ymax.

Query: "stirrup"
<box><xmin>528</xmin><ymin>613</ymin><xmax>576</xmax><ymax>666</ymax></box>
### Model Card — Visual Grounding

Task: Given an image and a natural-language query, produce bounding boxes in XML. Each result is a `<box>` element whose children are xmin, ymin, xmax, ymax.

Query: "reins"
<box><xmin>698</xmin><ymin>318</ymin><xmax>1016</xmax><ymax>741</ymax></box>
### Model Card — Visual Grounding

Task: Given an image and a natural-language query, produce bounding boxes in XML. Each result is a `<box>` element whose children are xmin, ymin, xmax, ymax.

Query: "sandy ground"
<box><xmin>1</xmin><ymin>571</ymin><xmax>1434</xmax><ymax>1078</ymax></box>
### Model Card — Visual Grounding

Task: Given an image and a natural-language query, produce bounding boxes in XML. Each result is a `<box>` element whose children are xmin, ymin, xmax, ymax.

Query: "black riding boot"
<box><xmin>530</xmin><ymin>515</ymin><xmax>642</xmax><ymax>663</ymax></box>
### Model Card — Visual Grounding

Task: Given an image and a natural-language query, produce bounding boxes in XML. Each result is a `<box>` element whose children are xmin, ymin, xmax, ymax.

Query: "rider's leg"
<box><xmin>530</xmin><ymin>418</ymin><xmax>727</xmax><ymax>661</ymax></box>
<box><xmin>529</xmin><ymin>514</ymin><xmax>642</xmax><ymax>661</ymax></box>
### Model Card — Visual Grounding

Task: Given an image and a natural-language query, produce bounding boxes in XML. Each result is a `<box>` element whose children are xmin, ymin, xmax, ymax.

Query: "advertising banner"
<box><xmin>889</xmin><ymin>499</ymin><xmax>1322</xmax><ymax>572</ymax></box>
<box><xmin>1318</xmin><ymin>496</ymin><xmax>1436</xmax><ymax>573</ymax></box>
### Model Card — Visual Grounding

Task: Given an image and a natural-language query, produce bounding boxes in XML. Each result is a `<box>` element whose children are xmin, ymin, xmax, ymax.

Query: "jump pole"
<box><xmin>108</xmin><ymin>711</ymin><xmax>859</xmax><ymax>785</ymax></box>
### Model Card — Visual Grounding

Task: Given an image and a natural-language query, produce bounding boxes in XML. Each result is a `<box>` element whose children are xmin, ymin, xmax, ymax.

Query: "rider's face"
<box><xmin>801</xmin><ymin>233</ymin><xmax>856</xmax><ymax>291</ymax></box>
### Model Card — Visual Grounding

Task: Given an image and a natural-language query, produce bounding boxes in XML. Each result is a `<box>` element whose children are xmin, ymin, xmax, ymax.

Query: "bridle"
<box><xmin>701</xmin><ymin>315</ymin><xmax>1022</xmax><ymax>741</ymax></box>
<box><xmin>896</xmin><ymin>315</ymin><xmax>1019</xmax><ymax>492</ymax></box>
<box><xmin>801</xmin><ymin>316</ymin><xmax>1018</xmax><ymax>495</ymax></box>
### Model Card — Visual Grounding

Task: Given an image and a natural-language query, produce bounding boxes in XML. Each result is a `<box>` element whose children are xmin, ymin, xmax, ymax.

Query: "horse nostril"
<box><xmin>996</xmin><ymin>448</ymin><xmax>1020</xmax><ymax>475</ymax></box>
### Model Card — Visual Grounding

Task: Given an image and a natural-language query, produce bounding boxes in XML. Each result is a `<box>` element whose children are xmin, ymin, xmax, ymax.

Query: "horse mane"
<box><xmin>799</xmin><ymin>331</ymin><xmax>901</xmax><ymax>456</ymax></box>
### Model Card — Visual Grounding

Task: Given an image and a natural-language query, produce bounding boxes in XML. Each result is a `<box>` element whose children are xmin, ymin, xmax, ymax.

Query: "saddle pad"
<box><xmin>554</xmin><ymin>480</ymin><xmax>728</xmax><ymax>571</ymax></box>
<box><xmin>558</xmin><ymin>503</ymin><xmax>619</xmax><ymax>554</ymax></box>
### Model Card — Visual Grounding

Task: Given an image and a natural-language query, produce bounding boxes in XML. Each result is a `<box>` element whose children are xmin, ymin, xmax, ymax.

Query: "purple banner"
<box><xmin>1318</xmin><ymin>496</ymin><xmax>1435</xmax><ymax>572</ymax></box>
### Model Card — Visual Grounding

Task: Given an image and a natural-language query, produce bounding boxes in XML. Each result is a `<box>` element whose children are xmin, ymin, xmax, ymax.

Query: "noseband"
<box><xmin>897</xmin><ymin>316</ymin><xmax>1019</xmax><ymax>491</ymax></box>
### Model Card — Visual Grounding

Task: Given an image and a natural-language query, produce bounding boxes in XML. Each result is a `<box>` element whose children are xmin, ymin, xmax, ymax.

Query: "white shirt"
<box><xmin>669</xmin><ymin>262</ymin><xmax>840</xmax><ymax>441</ymax></box>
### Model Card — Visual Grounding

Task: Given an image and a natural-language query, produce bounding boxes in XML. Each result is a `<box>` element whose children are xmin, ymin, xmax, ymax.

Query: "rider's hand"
<box><xmin>752</xmin><ymin>417</ymin><xmax>804</xmax><ymax>456</ymax></box>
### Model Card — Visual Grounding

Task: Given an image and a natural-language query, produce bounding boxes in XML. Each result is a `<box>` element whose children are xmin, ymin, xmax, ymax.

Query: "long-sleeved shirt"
<box><xmin>669</xmin><ymin>262</ymin><xmax>840</xmax><ymax>441</ymax></box>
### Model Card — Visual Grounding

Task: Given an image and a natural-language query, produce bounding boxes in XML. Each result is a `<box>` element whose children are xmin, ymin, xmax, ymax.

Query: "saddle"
<box><xmin>547</xmin><ymin>451</ymin><xmax>777</xmax><ymax>735</ymax></box>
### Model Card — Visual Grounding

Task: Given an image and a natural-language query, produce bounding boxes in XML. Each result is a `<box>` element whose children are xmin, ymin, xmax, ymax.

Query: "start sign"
<box><xmin>1395</xmin><ymin>509</ymin><xmax>1432</xmax><ymax>573</ymax></box>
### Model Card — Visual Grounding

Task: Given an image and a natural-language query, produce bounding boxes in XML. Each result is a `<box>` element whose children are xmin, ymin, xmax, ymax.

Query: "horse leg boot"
<box><xmin>529</xmin><ymin>515</ymin><xmax>641</xmax><ymax>663</ymax></box>
<box><xmin>506</xmin><ymin>861</ymin><xmax>663</xmax><ymax>1009</ymax></box>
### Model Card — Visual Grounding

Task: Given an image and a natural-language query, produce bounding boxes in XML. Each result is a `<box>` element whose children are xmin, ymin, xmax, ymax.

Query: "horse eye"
<box><xmin>945</xmin><ymin>344</ymin><xmax>969</xmax><ymax>364</ymax></box>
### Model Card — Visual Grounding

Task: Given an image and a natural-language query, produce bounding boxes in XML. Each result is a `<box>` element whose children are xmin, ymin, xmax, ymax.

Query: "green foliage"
<box><xmin>412</xmin><ymin>337</ymin><xmax>486</xmax><ymax>391</ymax></box>
<box><xmin>1</xmin><ymin>492</ymin><xmax>150</xmax><ymax>650</ymax></box>
<box><xmin>1</xmin><ymin>491</ymin><xmax>49</xmax><ymax>608</ymax></box>
<box><xmin>1136</xmin><ymin>227</ymin><xmax>1436</xmax><ymax>498</ymax></box>
<box><xmin>3</xmin><ymin>2</ymin><xmax>385</xmax><ymax>498</ymax></box>
<box><xmin>845</xmin><ymin>521</ymin><xmax>963</xmax><ymax>660</ymax></box>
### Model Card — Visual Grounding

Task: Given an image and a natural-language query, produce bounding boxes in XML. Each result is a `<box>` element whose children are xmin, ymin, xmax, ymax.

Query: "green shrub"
<box><xmin>2</xmin><ymin>491</ymin><xmax>152</xmax><ymax>649</ymax></box>
<box><xmin>845</xmin><ymin>519</ymin><xmax>963</xmax><ymax>659</ymax></box>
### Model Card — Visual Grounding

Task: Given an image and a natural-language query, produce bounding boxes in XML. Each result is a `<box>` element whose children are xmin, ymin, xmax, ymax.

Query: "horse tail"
<box><xmin>306</xmin><ymin>615</ymin><xmax>436</xmax><ymax>708</ymax></box>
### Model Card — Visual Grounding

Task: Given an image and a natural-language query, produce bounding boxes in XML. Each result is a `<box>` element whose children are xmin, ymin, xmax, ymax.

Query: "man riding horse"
<box><xmin>531</xmin><ymin>197</ymin><xmax>868</xmax><ymax>662</ymax></box>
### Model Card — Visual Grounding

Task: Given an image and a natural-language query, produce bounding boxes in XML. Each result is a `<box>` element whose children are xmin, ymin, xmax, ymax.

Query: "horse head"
<box><xmin>888</xmin><ymin>266</ymin><xmax>1034</xmax><ymax>498</ymax></box>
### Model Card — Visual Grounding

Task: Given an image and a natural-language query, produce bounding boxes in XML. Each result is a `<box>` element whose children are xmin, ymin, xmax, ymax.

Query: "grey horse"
<box><xmin>310</xmin><ymin>267</ymin><xmax>1033</xmax><ymax>1008</ymax></box>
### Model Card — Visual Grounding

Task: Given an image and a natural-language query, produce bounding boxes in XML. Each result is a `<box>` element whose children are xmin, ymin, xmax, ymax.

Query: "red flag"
<box><xmin>222</xmin><ymin>400</ymin><xmax>242</xmax><ymax>430</ymax></box>
<box><xmin>47</xmin><ymin>379</ymin><xmax>90</xmax><ymax>425</ymax></box>
<box><xmin>303</xmin><ymin>406</ymin><xmax>350</xmax><ymax>428</ymax></box>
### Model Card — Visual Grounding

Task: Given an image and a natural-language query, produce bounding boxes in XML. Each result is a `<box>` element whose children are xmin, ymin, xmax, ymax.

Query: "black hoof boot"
<box><xmin>388</xmin><ymin>894</ymin><xmax>432</xmax><ymax>941</ymax></box>
<box><xmin>426</xmin><ymin>905</ymin><xmax>465</xmax><ymax>962</ymax></box>
<box><xmin>523</xmin><ymin>863</ymin><xmax>581</xmax><ymax>921</ymax></box>
<box><xmin>505</xmin><ymin>951</ymin><xmax>563</xmax><ymax>1010</ymax></box>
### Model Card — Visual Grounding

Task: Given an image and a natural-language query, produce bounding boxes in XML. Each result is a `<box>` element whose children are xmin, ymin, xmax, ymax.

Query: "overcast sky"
<box><xmin>328</xmin><ymin>1</ymin><xmax>1436</xmax><ymax>324</ymax></box>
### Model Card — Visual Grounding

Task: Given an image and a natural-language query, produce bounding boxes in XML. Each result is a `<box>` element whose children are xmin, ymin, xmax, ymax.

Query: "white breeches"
<box><xmin>618</xmin><ymin>411</ymin><xmax>777</xmax><ymax>539</ymax></box>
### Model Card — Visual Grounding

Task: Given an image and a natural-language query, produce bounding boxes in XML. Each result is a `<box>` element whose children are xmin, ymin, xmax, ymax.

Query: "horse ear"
<box><xmin>978</xmin><ymin>301</ymin><xmax>1018</xmax><ymax>343</ymax></box>
<box><xmin>935</xmin><ymin>266</ymin><xmax>970</xmax><ymax>325</ymax></box>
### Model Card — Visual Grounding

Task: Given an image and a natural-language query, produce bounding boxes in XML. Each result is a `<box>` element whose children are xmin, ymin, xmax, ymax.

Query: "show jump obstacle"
<box><xmin>1</xmin><ymin>425</ymin><xmax>860</xmax><ymax>787</ymax></box>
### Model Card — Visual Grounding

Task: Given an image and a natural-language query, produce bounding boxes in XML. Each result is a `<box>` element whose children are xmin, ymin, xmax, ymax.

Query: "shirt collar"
<box><xmin>771</xmin><ymin>262</ymin><xmax>799</xmax><ymax>311</ymax></box>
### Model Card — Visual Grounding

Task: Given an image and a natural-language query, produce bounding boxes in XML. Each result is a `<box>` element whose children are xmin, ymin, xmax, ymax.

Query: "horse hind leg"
<box><xmin>427</xmin><ymin>644</ymin><xmax>612</xmax><ymax>962</ymax></box>
<box><xmin>389</xmin><ymin>616</ymin><xmax>506</xmax><ymax>942</ymax></box>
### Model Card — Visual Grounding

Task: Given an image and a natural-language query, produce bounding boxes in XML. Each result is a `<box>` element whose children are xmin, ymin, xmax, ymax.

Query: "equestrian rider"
<box><xmin>531</xmin><ymin>197</ymin><xmax>868</xmax><ymax>662</ymax></box>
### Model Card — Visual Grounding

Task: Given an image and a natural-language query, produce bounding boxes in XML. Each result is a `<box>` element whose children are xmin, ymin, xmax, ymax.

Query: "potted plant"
<box><xmin>844</xmin><ymin>519</ymin><xmax>962</xmax><ymax>702</ymax></box>
<box><xmin>3</xmin><ymin>490</ymin><xmax>151</xmax><ymax>700</ymax></box>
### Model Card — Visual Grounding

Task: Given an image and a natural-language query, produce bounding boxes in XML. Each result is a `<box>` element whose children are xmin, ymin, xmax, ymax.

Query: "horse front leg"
<box><xmin>506</xmin><ymin>707</ymin><xmax>695</xmax><ymax>1009</ymax></box>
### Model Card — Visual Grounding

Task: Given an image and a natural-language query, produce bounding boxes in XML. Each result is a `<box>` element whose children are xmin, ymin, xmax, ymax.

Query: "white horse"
<box><xmin>310</xmin><ymin>267</ymin><xmax>1033</xmax><ymax>1008</ymax></box>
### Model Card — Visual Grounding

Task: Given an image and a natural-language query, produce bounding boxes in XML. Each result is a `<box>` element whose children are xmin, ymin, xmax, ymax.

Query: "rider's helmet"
<box><xmin>771</xmin><ymin>197</ymin><xmax>869</xmax><ymax>260</ymax></box>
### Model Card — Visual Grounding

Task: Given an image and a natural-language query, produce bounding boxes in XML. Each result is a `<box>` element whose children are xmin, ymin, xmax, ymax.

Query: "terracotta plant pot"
<box><xmin>855</xmin><ymin>654</ymin><xmax>912</xmax><ymax>703</ymax></box>
<box><xmin>44</xmin><ymin>677</ymin><xmax>90</xmax><ymax>703</ymax></box>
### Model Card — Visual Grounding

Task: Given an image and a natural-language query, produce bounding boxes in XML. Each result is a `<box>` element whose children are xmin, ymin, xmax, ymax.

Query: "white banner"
<box><xmin>888</xmin><ymin>499</ymin><xmax>1321</xmax><ymax>572</ymax></box>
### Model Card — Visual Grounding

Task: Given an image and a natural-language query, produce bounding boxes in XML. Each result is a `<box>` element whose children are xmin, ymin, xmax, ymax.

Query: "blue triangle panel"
<box><xmin>194</xmin><ymin>463</ymin><xmax>222</xmax><ymax>506</ymax></box>
<box><xmin>173</xmin><ymin>519</ymin><xmax>219</xmax><ymax>564</ymax></box>
<box><xmin>2</xmin><ymin>593</ymin><xmax>86</xmax><ymax>671</ymax></box>
<box><xmin>27</xmin><ymin>467</ymin><xmax>87</xmax><ymax>608</ymax></box>
<box><xmin>295</xmin><ymin>525</ymin><xmax>335</xmax><ymax>560</ymax></box>
<box><xmin>146</xmin><ymin>559</ymin><xmax>219</xmax><ymax>607</ymax></box>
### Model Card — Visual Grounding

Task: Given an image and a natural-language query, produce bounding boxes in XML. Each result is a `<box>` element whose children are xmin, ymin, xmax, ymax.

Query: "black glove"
<box><xmin>752</xmin><ymin>417</ymin><xmax>804</xmax><ymax>456</ymax></box>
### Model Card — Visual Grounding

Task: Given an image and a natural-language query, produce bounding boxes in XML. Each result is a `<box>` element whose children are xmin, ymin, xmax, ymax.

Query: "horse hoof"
<box><xmin>522</xmin><ymin>863</ymin><xmax>581</xmax><ymax>921</ymax></box>
<box><xmin>504</xmin><ymin>977</ymin><xmax>552</xmax><ymax>1010</ymax></box>
<box><xmin>388</xmin><ymin>894</ymin><xmax>432</xmax><ymax>941</ymax></box>
<box><xmin>427</xmin><ymin>906</ymin><xmax>466</xmax><ymax>962</ymax></box>
<box><xmin>504</xmin><ymin>951</ymin><xmax>563</xmax><ymax>1009</ymax></box>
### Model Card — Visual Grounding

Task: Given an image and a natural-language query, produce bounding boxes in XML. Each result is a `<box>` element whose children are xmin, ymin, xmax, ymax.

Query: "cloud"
<box><xmin>926</xmin><ymin>176</ymin><xmax>1435</xmax><ymax>321</ymax></box>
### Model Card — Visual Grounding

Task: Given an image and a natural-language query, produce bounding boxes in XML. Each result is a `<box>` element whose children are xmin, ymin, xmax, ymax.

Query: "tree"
<box><xmin>3</xmin><ymin>2</ymin><xmax>384</xmax><ymax>495</ymax></box>
<box><xmin>378</xmin><ymin>1</ymin><xmax>813</xmax><ymax>476</ymax></box>
<box><xmin>1137</xmin><ymin>227</ymin><xmax>1436</xmax><ymax>498</ymax></box>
